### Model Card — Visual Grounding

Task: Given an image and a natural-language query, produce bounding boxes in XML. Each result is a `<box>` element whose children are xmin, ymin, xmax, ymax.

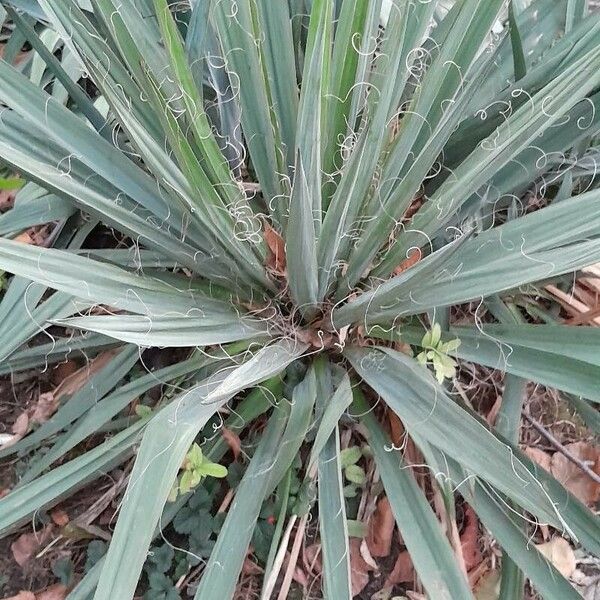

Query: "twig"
<box><xmin>261</xmin><ymin>514</ymin><xmax>297</xmax><ymax>600</ymax></box>
<box><xmin>565</xmin><ymin>304</ymin><xmax>600</xmax><ymax>325</ymax></box>
<box><xmin>277</xmin><ymin>514</ymin><xmax>308</xmax><ymax>600</ymax></box>
<box><xmin>523</xmin><ymin>413</ymin><xmax>600</xmax><ymax>485</ymax></box>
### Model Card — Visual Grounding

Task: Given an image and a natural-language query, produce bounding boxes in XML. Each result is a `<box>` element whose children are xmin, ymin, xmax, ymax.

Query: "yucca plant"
<box><xmin>0</xmin><ymin>0</ymin><xmax>599</xmax><ymax>598</ymax></box>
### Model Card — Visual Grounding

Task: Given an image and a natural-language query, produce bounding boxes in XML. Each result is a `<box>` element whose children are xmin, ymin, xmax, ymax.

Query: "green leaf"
<box><xmin>346</xmin><ymin>345</ymin><xmax>600</xmax><ymax>554</ymax></box>
<box><xmin>339</xmin><ymin>446</ymin><xmax>362</xmax><ymax>469</ymax></box>
<box><xmin>508</xmin><ymin>0</ymin><xmax>527</xmax><ymax>81</ymax></box>
<box><xmin>211</xmin><ymin>0</ymin><xmax>286</xmax><ymax>214</ymax></box>
<box><xmin>286</xmin><ymin>0</ymin><xmax>333</xmax><ymax>313</ymax></box>
<box><xmin>566</xmin><ymin>0</ymin><xmax>587</xmax><ymax>32</ymax></box>
<box><xmin>264</xmin><ymin>365</ymin><xmax>317</xmax><ymax>494</ymax></box>
<box><xmin>0</xmin><ymin>176</ymin><xmax>24</xmax><ymax>190</ymax></box>
<box><xmin>254</xmin><ymin>0</ymin><xmax>298</xmax><ymax>171</ymax></box>
<box><xmin>0</xmin><ymin>345</ymin><xmax>140</xmax><ymax>460</ymax></box>
<box><xmin>194</xmin><ymin>406</ymin><xmax>288</xmax><ymax>599</ymax></box>
<box><xmin>198</xmin><ymin>463</ymin><xmax>228</xmax><ymax>479</ymax></box>
<box><xmin>386</xmin><ymin>41</ymin><xmax>600</xmax><ymax>270</ymax></box>
<box><xmin>341</xmin><ymin>0</ymin><xmax>504</xmax><ymax>290</ymax></box>
<box><xmin>344</xmin><ymin>464</ymin><xmax>366</xmax><ymax>485</ymax></box>
<box><xmin>335</xmin><ymin>188</ymin><xmax>600</xmax><ymax>327</ymax></box>
<box><xmin>353</xmin><ymin>386</ymin><xmax>473</xmax><ymax>599</ymax></box>
<box><xmin>0</xmin><ymin>238</ymin><xmax>239</xmax><ymax>317</ymax></box>
<box><xmin>94</xmin><ymin>339</ymin><xmax>306</xmax><ymax>600</ymax></box>
<box><xmin>18</xmin><ymin>353</ymin><xmax>211</xmax><ymax>484</ymax></box>
<box><xmin>0</xmin><ymin>193</ymin><xmax>75</xmax><ymax>236</ymax></box>
<box><xmin>186</xmin><ymin>443</ymin><xmax>204</xmax><ymax>469</ymax></box>
<box><xmin>398</xmin><ymin>323</ymin><xmax>600</xmax><ymax>403</ymax></box>
<box><xmin>469</xmin><ymin>482</ymin><xmax>581</xmax><ymax>600</ymax></box>
<box><xmin>57</xmin><ymin>314</ymin><xmax>270</xmax><ymax>347</ymax></box>
<box><xmin>6</xmin><ymin>5</ymin><xmax>107</xmax><ymax>134</ymax></box>
<box><xmin>0</xmin><ymin>421</ymin><xmax>144</xmax><ymax>535</ymax></box>
<box><xmin>318</xmin><ymin>424</ymin><xmax>352</xmax><ymax>599</ymax></box>
<box><xmin>308</xmin><ymin>374</ymin><xmax>353</xmax><ymax>470</ymax></box>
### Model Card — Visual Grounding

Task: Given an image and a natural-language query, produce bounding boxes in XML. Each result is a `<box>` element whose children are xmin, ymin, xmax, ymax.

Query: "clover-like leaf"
<box><xmin>345</xmin><ymin>464</ymin><xmax>367</xmax><ymax>485</ymax></box>
<box><xmin>340</xmin><ymin>446</ymin><xmax>362</xmax><ymax>468</ymax></box>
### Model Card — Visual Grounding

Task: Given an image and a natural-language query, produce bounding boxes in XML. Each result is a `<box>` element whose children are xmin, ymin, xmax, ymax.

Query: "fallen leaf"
<box><xmin>460</xmin><ymin>506</ymin><xmax>481</xmax><ymax>572</ymax></box>
<box><xmin>221</xmin><ymin>428</ymin><xmax>241</xmax><ymax>460</ymax></box>
<box><xmin>2</xmin><ymin>592</ymin><xmax>35</xmax><ymax>600</ymax></box>
<box><xmin>0</xmin><ymin>189</ymin><xmax>17</xmax><ymax>211</ymax></box>
<box><xmin>385</xmin><ymin>550</ymin><xmax>414</xmax><ymax>586</ymax></box>
<box><xmin>535</xmin><ymin>537</ymin><xmax>577</xmax><ymax>578</ymax></box>
<box><xmin>350</xmin><ymin>538</ymin><xmax>375</xmax><ymax>597</ymax></box>
<box><xmin>527</xmin><ymin>443</ymin><xmax>600</xmax><ymax>506</ymax></box>
<box><xmin>474</xmin><ymin>570</ymin><xmax>500</xmax><ymax>600</ymax></box>
<box><xmin>359</xmin><ymin>539</ymin><xmax>378</xmax><ymax>570</ymax></box>
<box><xmin>486</xmin><ymin>394</ymin><xmax>502</xmax><ymax>427</ymax></box>
<box><xmin>304</xmin><ymin>543</ymin><xmax>322</xmax><ymax>575</ymax></box>
<box><xmin>392</xmin><ymin>249</ymin><xmax>421</xmax><ymax>276</ymax></box>
<box><xmin>14</xmin><ymin>231</ymin><xmax>34</xmax><ymax>244</ymax></box>
<box><xmin>241</xmin><ymin>555</ymin><xmax>263</xmax><ymax>576</ymax></box>
<box><xmin>53</xmin><ymin>351</ymin><xmax>117</xmax><ymax>400</ymax></box>
<box><xmin>49</xmin><ymin>360</ymin><xmax>79</xmax><ymax>386</ymax></box>
<box><xmin>11</xmin><ymin>526</ymin><xmax>53</xmax><ymax>567</ymax></box>
<box><xmin>264</xmin><ymin>222</ymin><xmax>286</xmax><ymax>274</ymax></box>
<box><xmin>50</xmin><ymin>509</ymin><xmax>69</xmax><ymax>527</ymax></box>
<box><xmin>367</xmin><ymin>496</ymin><xmax>395</xmax><ymax>557</ymax></box>
<box><xmin>387</xmin><ymin>411</ymin><xmax>404</xmax><ymax>450</ymax></box>
<box><xmin>35</xmin><ymin>584</ymin><xmax>68</xmax><ymax>600</ymax></box>
<box><xmin>525</xmin><ymin>447</ymin><xmax>552</xmax><ymax>472</ymax></box>
<box><xmin>0</xmin><ymin>413</ymin><xmax>29</xmax><ymax>449</ymax></box>
<box><xmin>550</xmin><ymin>442</ymin><xmax>600</xmax><ymax>506</ymax></box>
<box><xmin>30</xmin><ymin>393</ymin><xmax>58</xmax><ymax>425</ymax></box>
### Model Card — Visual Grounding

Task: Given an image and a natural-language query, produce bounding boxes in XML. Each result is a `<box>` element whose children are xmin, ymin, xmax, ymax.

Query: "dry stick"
<box><xmin>564</xmin><ymin>304</ymin><xmax>600</xmax><ymax>325</ymax></box>
<box><xmin>276</xmin><ymin>514</ymin><xmax>308</xmax><ymax>600</ymax></box>
<box><xmin>523</xmin><ymin>413</ymin><xmax>600</xmax><ymax>485</ymax></box>
<box><xmin>261</xmin><ymin>514</ymin><xmax>297</xmax><ymax>600</ymax></box>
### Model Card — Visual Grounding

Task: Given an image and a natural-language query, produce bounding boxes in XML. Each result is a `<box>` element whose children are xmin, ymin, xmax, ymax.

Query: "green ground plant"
<box><xmin>0</xmin><ymin>0</ymin><xmax>599</xmax><ymax>598</ymax></box>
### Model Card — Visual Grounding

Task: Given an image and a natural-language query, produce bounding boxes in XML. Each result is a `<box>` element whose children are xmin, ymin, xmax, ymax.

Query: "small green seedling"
<box><xmin>169</xmin><ymin>443</ymin><xmax>228</xmax><ymax>501</ymax></box>
<box><xmin>416</xmin><ymin>323</ymin><xmax>461</xmax><ymax>384</ymax></box>
<box><xmin>340</xmin><ymin>446</ymin><xmax>367</xmax><ymax>498</ymax></box>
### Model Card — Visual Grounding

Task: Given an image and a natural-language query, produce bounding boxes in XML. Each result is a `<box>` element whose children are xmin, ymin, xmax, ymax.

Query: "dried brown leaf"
<box><xmin>35</xmin><ymin>584</ymin><xmax>68</xmax><ymax>600</ymax></box>
<box><xmin>2</xmin><ymin>592</ymin><xmax>36</xmax><ymax>600</ymax></box>
<box><xmin>366</xmin><ymin>496</ymin><xmax>395</xmax><ymax>558</ymax></box>
<box><xmin>221</xmin><ymin>428</ymin><xmax>241</xmax><ymax>460</ymax></box>
<box><xmin>50</xmin><ymin>509</ymin><xmax>69</xmax><ymax>527</ymax></box>
<box><xmin>30</xmin><ymin>393</ymin><xmax>58</xmax><ymax>425</ymax></box>
<box><xmin>527</xmin><ymin>443</ymin><xmax>600</xmax><ymax>506</ymax></box>
<box><xmin>14</xmin><ymin>232</ymin><xmax>35</xmax><ymax>245</ymax></box>
<box><xmin>474</xmin><ymin>570</ymin><xmax>500</xmax><ymax>600</ymax></box>
<box><xmin>264</xmin><ymin>222</ymin><xmax>286</xmax><ymax>274</ymax></box>
<box><xmin>392</xmin><ymin>249</ymin><xmax>421</xmax><ymax>276</ymax></box>
<box><xmin>49</xmin><ymin>360</ymin><xmax>79</xmax><ymax>386</ymax></box>
<box><xmin>550</xmin><ymin>442</ymin><xmax>600</xmax><ymax>506</ymax></box>
<box><xmin>242</xmin><ymin>555</ymin><xmax>263</xmax><ymax>576</ymax></box>
<box><xmin>349</xmin><ymin>538</ymin><xmax>375</xmax><ymax>597</ymax></box>
<box><xmin>0</xmin><ymin>189</ymin><xmax>17</xmax><ymax>211</ymax></box>
<box><xmin>535</xmin><ymin>537</ymin><xmax>577</xmax><ymax>578</ymax></box>
<box><xmin>52</xmin><ymin>350</ymin><xmax>117</xmax><ymax>400</ymax></box>
<box><xmin>460</xmin><ymin>506</ymin><xmax>481</xmax><ymax>572</ymax></box>
<box><xmin>0</xmin><ymin>413</ymin><xmax>29</xmax><ymax>449</ymax></box>
<box><xmin>10</xmin><ymin>526</ymin><xmax>52</xmax><ymax>567</ymax></box>
<box><xmin>525</xmin><ymin>447</ymin><xmax>552</xmax><ymax>472</ymax></box>
<box><xmin>385</xmin><ymin>550</ymin><xmax>414</xmax><ymax>586</ymax></box>
<box><xmin>304</xmin><ymin>543</ymin><xmax>322</xmax><ymax>575</ymax></box>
